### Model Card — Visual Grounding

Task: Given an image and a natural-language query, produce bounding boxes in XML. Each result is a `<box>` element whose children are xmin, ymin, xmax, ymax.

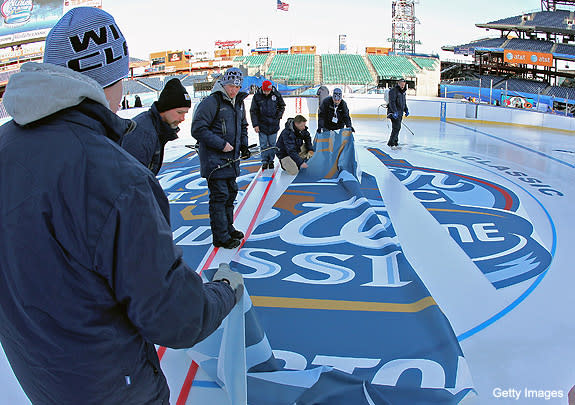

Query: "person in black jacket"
<box><xmin>276</xmin><ymin>115</ymin><xmax>315</xmax><ymax>175</ymax></box>
<box><xmin>317</xmin><ymin>87</ymin><xmax>354</xmax><ymax>133</ymax></box>
<box><xmin>387</xmin><ymin>78</ymin><xmax>409</xmax><ymax>150</ymax></box>
<box><xmin>0</xmin><ymin>8</ymin><xmax>243</xmax><ymax>405</ymax></box>
<box><xmin>191</xmin><ymin>67</ymin><xmax>250</xmax><ymax>249</ymax></box>
<box><xmin>250</xmin><ymin>80</ymin><xmax>286</xmax><ymax>170</ymax></box>
<box><xmin>134</xmin><ymin>94</ymin><xmax>143</xmax><ymax>107</ymax></box>
<box><xmin>122</xmin><ymin>78</ymin><xmax>191</xmax><ymax>175</ymax></box>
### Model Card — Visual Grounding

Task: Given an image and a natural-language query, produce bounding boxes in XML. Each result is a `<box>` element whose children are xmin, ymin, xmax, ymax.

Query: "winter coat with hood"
<box><xmin>0</xmin><ymin>62</ymin><xmax>235</xmax><ymax>405</ymax></box>
<box><xmin>191</xmin><ymin>81</ymin><xmax>249</xmax><ymax>179</ymax></box>
<box><xmin>276</xmin><ymin>118</ymin><xmax>315</xmax><ymax>168</ymax></box>
<box><xmin>387</xmin><ymin>83</ymin><xmax>408</xmax><ymax>117</ymax></box>
<box><xmin>121</xmin><ymin>102</ymin><xmax>179</xmax><ymax>175</ymax></box>
<box><xmin>318</xmin><ymin>96</ymin><xmax>352</xmax><ymax>131</ymax></box>
<box><xmin>249</xmin><ymin>85</ymin><xmax>286</xmax><ymax>135</ymax></box>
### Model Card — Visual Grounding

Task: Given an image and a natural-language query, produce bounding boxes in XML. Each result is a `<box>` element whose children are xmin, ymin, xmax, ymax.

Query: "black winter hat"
<box><xmin>157</xmin><ymin>78</ymin><xmax>191</xmax><ymax>112</ymax></box>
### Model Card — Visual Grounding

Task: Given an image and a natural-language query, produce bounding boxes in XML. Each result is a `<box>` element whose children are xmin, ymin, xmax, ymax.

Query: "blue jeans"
<box><xmin>207</xmin><ymin>177</ymin><xmax>238</xmax><ymax>243</ymax></box>
<box><xmin>259</xmin><ymin>131</ymin><xmax>277</xmax><ymax>164</ymax></box>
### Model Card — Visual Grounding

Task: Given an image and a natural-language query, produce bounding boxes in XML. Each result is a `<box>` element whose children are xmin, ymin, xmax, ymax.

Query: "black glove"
<box><xmin>213</xmin><ymin>263</ymin><xmax>244</xmax><ymax>304</ymax></box>
<box><xmin>316</xmin><ymin>128</ymin><xmax>322</xmax><ymax>133</ymax></box>
<box><xmin>350</xmin><ymin>126</ymin><xmax>355</xmax><ymax>133</ymax></box>
<box><xmin>240</xmin><ymin>145</ymin><xmax>251</xmax><ymax>159</ymax></box>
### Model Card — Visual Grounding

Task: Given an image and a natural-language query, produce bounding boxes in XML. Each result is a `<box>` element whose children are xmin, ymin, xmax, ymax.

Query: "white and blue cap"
<box><xmin>44</xmin><ymin>7</ymin><xmax>129</xmax><ymax>88</ymax></box>
<box><xmin>333</xmin><ymin>87</ymin><xmax>343</xmax><ymax>100</ymax></box>
<box><xmin>220</xmin><ymin>67</ymin><xmax>243</xmax><ymax>86</ymax></box>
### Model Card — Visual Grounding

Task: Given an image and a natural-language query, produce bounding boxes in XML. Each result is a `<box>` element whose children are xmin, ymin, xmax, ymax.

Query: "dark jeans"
<box><xmin>388</xmin><ymin>116</ymin><xmax>402</xmax><ymax>146</ymax></box>
<box><xmin>207</xmin><ymin>177</ymin><xmax>238</xmax><ymax>243</ymax></box>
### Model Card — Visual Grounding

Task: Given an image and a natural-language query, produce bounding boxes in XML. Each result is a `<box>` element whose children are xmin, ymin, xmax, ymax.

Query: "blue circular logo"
<box><xmin>506</xmin><ymin>52</ymin><xmax>513</xmax><ymax>60</ymax></box>
<box><xmin>531</xmin><ymin>54</ymin><xmax>538</xmax><ymax>63</ymax></box>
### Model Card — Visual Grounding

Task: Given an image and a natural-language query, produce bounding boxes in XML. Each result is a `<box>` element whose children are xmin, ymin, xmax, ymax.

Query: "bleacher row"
<box><xmin>123</xmin><ymin>73</ymin><xmax>208</xmax><ymax>95</ymax></box>
<box><xmin>454</xmin><ymin>36</ymin><xmax>575</xmax><ymax>57</ymax></box>
<box><xmin>446</xmin><ymin>75</ymin><xmax>575</xmax><ymax>100</ymax></box>
<box><xmin>234</xmin><ymin>53</ymin><xmax>439</xmax><ymax>85</ymax></box>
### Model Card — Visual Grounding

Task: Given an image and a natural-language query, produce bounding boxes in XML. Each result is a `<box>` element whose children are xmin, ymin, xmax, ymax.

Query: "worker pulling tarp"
<box><xmin>156</xmin><ymin>128</ymin><xmax>475</xmax><ymax>404</ymax></box>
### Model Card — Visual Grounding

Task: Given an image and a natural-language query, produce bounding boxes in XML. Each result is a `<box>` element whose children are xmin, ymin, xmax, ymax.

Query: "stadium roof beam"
<box><xmin>541</xmin><ymin>0</ymin><xmax>575</xmax><ymax>11</ymax></box>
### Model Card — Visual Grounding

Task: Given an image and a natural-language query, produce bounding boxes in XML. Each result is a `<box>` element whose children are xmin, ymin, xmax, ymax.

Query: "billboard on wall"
<box><xmin>504</xmin><ymin>49</ymin><xmax>553</xmax><ymax>67</ymax></box>
<box><xmin>0</xmin><ymin>0</ymin><xmax>101</xmax><ymax>47</ymax></box>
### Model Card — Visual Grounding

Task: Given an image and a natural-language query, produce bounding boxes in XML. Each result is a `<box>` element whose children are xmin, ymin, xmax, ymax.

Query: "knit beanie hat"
<box><xmin>157</xmin><ymin>78</ymin><xmax>192</xmax><ymax>112</ymax></box>
<box><xmin>220</xmin><ymin>67</ymin><xmax>243</xmax><ymax>86</ymax></box>
<box><xmin>333</xmin><ymin>88</ymin><xmax>343</xmax><ymax>100</ymax></box>
<box><xmin>262</xmin><ymin>80</ymin><xmax>272</xmax><ymax>91</ymax></box>
<box><xmin>43</xmin><ymin>7</ymin><xmax>129</xmax><ymax>88</ymax></box>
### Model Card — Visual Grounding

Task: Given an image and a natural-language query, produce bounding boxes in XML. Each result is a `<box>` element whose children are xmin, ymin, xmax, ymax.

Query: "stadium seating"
<box><xmin>136</xmin><ymin>77</ymin><xmax>164</xmax><ymax>91</ymax></box>
<box><xmin>413</xmin><ymin>57</ymin><xmax>439</xmax><ymax>70</ymax></box>
<box><xmin>368</xmin><ymin>55</ymin><xmax>419</xmax><ymax>80</ymax></box>
<box><xmin>505</xmin><ymin>38</ymin><xmax>554</xmax><ymax>53</ymax></box>
<box><xmin>320</xmin><ymin>54</ymin><xmax>373</xmax><ymax>85</ymax></box>
<box><xmin>265</xmin><ymin>54</ymin><xmax>314</xmax><ymax>84</ymax></box>
<box><xmin>546</xmin><ymin>86</ymin><xmax>575</xmax><ymax>100</ymax></box>
<box><xmin>483</xmin><ymin>10</ymin><xmax>572</xmax><ymax>31</ymax></box>
<box><xmin>123</xmin><ymin>79</ymin><xmax>155</xmax><ymax>94</ymax></box>
<box><xmin>234</xmin><ymin>55</ymin><xmax>268</xmax><ymax>67</ymax></box>
<box><xmin>554</xmin><ymin>43</ymin><xmax>575</xmax><ymax>58</ymax></box>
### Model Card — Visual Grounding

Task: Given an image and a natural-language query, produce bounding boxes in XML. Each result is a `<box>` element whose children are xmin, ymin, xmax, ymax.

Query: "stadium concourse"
<box><xmin>1</xmin><ymin>95</ymin><xmax>574</xmax><ymax>404</ymax></box>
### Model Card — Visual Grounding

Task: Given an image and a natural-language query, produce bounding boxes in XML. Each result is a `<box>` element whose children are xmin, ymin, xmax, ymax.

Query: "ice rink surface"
<box><xmin>2</xmin><ymin>113</ymin><xmax>574</xmax><ymax>404</ymax></box>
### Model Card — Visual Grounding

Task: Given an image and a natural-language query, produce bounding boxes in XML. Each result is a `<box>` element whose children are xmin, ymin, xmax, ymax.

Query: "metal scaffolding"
<box><xmin>390</xmin><ymin>0</ymin><xmax>420</xmax><ymax>54</ymax></box>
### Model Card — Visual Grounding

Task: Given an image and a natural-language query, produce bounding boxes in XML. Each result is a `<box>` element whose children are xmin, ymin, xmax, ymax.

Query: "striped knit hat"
<box><xmin>43</xmin><ymin>7</ymin><xmax>129</xmax><ymax>88</ymax></box>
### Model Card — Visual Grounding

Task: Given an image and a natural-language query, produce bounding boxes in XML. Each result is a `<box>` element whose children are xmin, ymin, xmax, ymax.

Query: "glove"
<box><xmin>405</xmin><ymin>110</ymin><xmax>410</xmax><ymax>117</ymax></box>
<box><xmin>349</xmin><ymin>126</ymin><xmax>355</xmax><ymax>133</ymax></box>
<box><xmin>240</xmin><ymin>145</ymin><xmax>251</xmax><ymax>159</ymax></box>
<box><xmin>213</xmin><ymin>263</ymin><xmax>244</xmax><ymax>304</ymax></box>
<box><xmin>392</xmin><ymin>112</ymin><xmax>399</xmax><ymax>119</ymax></box>
<box><xmin>316</xmin><ymin>128</ymin><xmax>323</xmax><ymax>134</ymax></box>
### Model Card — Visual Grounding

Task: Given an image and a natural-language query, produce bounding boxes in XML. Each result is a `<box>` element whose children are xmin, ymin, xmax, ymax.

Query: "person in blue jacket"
<box><xmin>122</xmin><ymin>77</ymin><xmax>191</xmax><ymax>175</ymax></box>
<box><xmin>387</xmin><ymin>78</ymin><xmax>409</xmax><ymax>150</ymax></box>
<box><xmin>191</xmin><ymin>67</ymin><xmax>250</xmax><ymax>249</ymax></box>
<box><xmin>276</xmin><ymin>115</ymin><xmax>315</xmax><ymax>175</ymax></box>
<box><xmin>317</xmin><ymin>87</ymin><xmax>354</xmax><ymax>133</ymax></box>
<box><xmin>250</xmin><ymin>79</ymin><xmax>286</xmax><ymax>170</ymax></box>
<box><xmin>0</xmin><ymin>8</ymin><xmax>243</xmax><ymax>405</ymax></box>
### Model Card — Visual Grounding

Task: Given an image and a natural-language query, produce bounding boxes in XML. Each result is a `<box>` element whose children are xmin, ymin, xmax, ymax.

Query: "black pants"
<box><xmin>207</xmin><ymin>177</ymin><xmax>238</xmax><ymax>243</ymax></box>
<box><xmin>388</xmin><ymin>116</ymin><xmax>402</xmax><ymax>146</ymax></box>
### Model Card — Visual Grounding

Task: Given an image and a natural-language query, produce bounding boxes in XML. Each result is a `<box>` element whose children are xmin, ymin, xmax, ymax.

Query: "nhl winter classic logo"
<box><xmin>1</xmin><ymin>0</ymin><xmax>33</xmax><ymax>25</ymax></box>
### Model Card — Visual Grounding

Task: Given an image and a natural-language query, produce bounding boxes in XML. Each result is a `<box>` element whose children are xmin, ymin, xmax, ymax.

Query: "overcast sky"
<box><xmin>103</xmin><ymin>0</ymin><xmax>544</xmax><ymax>60</ymax></box>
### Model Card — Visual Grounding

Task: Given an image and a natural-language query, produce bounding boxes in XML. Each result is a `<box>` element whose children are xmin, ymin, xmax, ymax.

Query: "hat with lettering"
<box><xmin>157</xmin><ymin>78</ymin><xmax>192</xmax><ymax>112</ymax></box>
<box><xmin>43</xmin><ymin>7</ymin><xmax>129</xmax><ymax>88</ymax></box>
<box><xmin>262</xmin><ymin>80</ymin><xmax>272</xmax><ymax>91</ymax></box>
<box><xmin>220</xmin><ymin>67</ymin><xmax>243</xmax><ymax>87</ymax></box>
<box><xmin>333</xmin><ymin>87</ymin><xmax>343</xmax><ymax>101</ymax></box>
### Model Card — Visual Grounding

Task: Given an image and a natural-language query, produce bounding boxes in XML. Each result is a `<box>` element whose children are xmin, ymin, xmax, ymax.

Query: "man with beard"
<box><xmin>122</xmin><ymin>78</ymin><xmax>191</xmax><ymax>174</ymax></box>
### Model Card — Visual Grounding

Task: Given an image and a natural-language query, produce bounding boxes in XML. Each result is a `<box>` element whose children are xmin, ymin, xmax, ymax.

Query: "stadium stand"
<box><xmin>553</xmin><ymin>43</ymin><xmax>575</xmax><ymax>57</ymax></box>
<box><xmin>505</xmin><ymin>38</ymin><xmax>555</xmax><ymax>53</ymax></box>
<box><xmin>266</xmin><ymin>54</ymin><xmax>314</xmax><ymax>84</ymax></box>
<box><xmin>181</xmin><ymin>74</ymin><xmax>208</xmax><ymax>86</ymax></box>
<box><xmin>136</xmin><ymin>77</ymin><xmax>164</xmax><ymax>91</ymax></box>
<box><xmin>505</xmin><ymin>78</ymin><xmax>549</xmax><ymax>93</ymax></box>
<box><xmin>546</xmin><ymin>85</ymin><xmax>575</xmax><ymax>99</ymax></box>
<box><xmin>368</xmin><ymin>55</ymin><xmax>420</xmax><ymax>79</ymax></box>
<box><xmin>234</xmin><ymin>55</ymin><xmax>268</xmax><ymax>67</ymax></box>
<box><xmin>123</xmin><ymin>79</ymin><xmax>155</xmax><ymax>94</ymax></box>
<box><xmin>321</xmin><ymin>54</ymin><xmax>373</xmax><ymax>85</ymax></box>
<box><xmin>478</xmin><ymin>10</ymin><xmax>572</xmax><ymax>31</ymax></box>
<box><xmin>413</xmin><ymin>57</ymin><xmax>439</xmax><ymax>70</ymax></box>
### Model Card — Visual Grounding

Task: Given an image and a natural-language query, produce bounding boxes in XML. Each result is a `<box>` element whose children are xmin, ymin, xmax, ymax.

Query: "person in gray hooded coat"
<box><xmin>0</xmin><ymin>8</ymin><xmax>243</xmax><ymax>404</ymax></box>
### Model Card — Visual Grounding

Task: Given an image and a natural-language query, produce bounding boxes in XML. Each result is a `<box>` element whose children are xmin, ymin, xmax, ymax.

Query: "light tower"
<box><xmin>390</xmin><ymin>0</ymin><xmax>420</xmax><ymax>54</ymax></box>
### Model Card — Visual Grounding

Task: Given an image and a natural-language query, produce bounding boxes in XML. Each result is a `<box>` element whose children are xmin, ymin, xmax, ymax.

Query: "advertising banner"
<box><xmin>504</xmin><ymin>49</ymin><xmax>553</xmax><ymax>67</ymax></box>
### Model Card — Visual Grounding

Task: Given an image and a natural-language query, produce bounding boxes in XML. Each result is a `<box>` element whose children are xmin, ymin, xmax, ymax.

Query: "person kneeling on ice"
<box><xmin>276</xmin><ymin>115</ymin><xmax>314</xmax><ymax>175</ymax></box>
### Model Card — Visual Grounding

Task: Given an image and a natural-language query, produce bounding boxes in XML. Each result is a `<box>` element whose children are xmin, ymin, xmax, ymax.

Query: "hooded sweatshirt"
<box><xmin>0</xmin><ymin>62</ymin><xmax>235</xmax><ymax>404</ymax></box>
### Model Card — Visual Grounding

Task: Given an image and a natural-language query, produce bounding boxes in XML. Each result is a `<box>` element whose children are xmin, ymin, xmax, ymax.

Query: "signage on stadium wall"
<box><xmin>215</xmin><ymin>39</ymin><xmax>241</xmax><ymax>48</ymax></box>
<box><xmin>63</xmin><ymin>0</ymin><xmax>102</xmax><ymax>13</ymax></box>
<box><xmin>0</xmin><ymin>0</ymin><xmax>60</xmax><ymax>45</ymax></box>
<box><xmin>504</xmin><ymin>49</ymin><xmax>553</xmax><ymax>67</ymax></box>
<box><xmin>168</xmin><ymin>51</ymin><xmax>183</xmax><ymax>62</ymax></box>
<box><xmin>0</xmin><ymin>0</ymin><xmax>101</xmax><ymax>46</ymax></box>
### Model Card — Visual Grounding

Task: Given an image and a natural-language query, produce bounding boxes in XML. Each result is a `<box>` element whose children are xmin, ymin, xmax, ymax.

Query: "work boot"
<box><xmin>229</xmin><ymin>228</ymin><xmax>244</xmax><ymax>240</ymax></box>
<box><xmin>262</xmin><ymin>162</ymin><xmax>268</xmax><ymax>170</ymax></box>
<box><xmin>268</xmin><ymin>161</ymin><xmax>274</xmax><ymax>169</ymax></box>
<box><xmin>213</xmin><ymin>238</ymin><xmax>241</xmax><ymax>249</ymax></box>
